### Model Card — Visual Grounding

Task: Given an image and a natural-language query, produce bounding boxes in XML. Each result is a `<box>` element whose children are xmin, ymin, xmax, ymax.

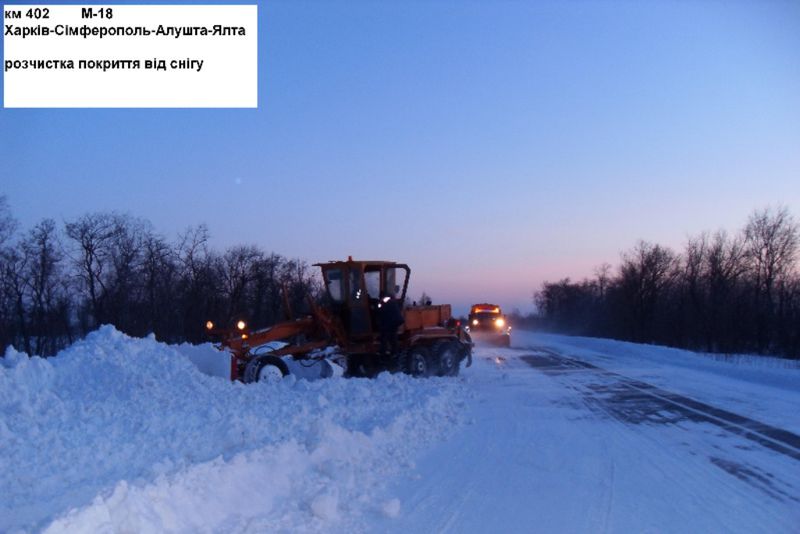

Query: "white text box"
<box><xmin>3</xmin><ymin>5</ymin><xmax>257</xmax><ymax>108</ymax></box>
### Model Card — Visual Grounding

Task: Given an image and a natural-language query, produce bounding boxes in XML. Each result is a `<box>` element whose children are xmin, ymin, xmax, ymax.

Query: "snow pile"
<box><xmin>0</xmin><ymin>326</ymin><xmax>467</xmax><ymax>533</ymax></box>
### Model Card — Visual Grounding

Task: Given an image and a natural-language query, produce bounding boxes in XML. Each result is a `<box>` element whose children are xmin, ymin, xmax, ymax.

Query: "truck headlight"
<box><xmin>237</xmin><ymin>320</ymin><xmax>247</xmax><ymax>330</ymax></box>
<box><xmin>495</xmin><ymin>318</ymin><xmax>505</xmax><ymax>328</ymax></box>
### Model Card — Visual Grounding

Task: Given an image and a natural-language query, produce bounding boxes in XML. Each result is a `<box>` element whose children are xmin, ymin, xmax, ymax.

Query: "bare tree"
<box><xmin>280</xmin><ymin>258</ymin><xmax>320</xmax><ymax>317</ymax></box>
<box><xmin>594</xmin><ymin>263</ymin><xmax>612</xmax><ymax>299</ymax></box>
<box><xmin>0</xmin><ymin>196</ymin><xmax>21</xmax><ymax>351</ymax></box>
<box><xmin>105</xmin><ymin>214</ymin><xmax>149</xmax><ymax>333</ymax></box>
<box><xmin>681</xmin><ymin>233</ymin><xmax>709</xmax><ymax>348</ymax></box>
<box><xmin>64</xmin><ymin>213</ymin><xmax>117</xmax><ymax>328</ymax></box>
<box><xmin>618</xmin><ymin>241</ymin><xmax>679</xmax><ymax>342</ymax></box>
<box><xmin>744</xmin><ymin>207</ymin><xmax>799</xmax><ymax>351</ymax></box>
<box><xmin>22</xmin><ymin>219</ymin><xmax>68</xmax><ymax>354</ymax></box>
<box><xmin>703</xmin><ymin>230</ymin><xmax>746</xmax><ymax>351</ymax></box>
<box><xmin>0</xmin><ymin>195</ymin><xmax>18</xmax><ymax>247</ymax></box>
<box><xmin>745</xmin><ymin>207</ymin><xmax>799</xmax><ymax>301</ymax></box>
<box><xmin>141</xmin><ymin>232</ymin><xmax>177</xmax><ymax>339</ymax></box>
<box><xmin>250</xmin><ymin>253</ymin><xmax>284</xmax><ymax>326</ymax></box>
<box><xmin>221</xmin><ymin>245</ymin><xmax>261</xmax><ymax>319</ymax></box>
<box><xmin>0</xmin><ymin>248</ymin><xmax>29</xmax><ymax>353</ymax></box>
<box><xmin>176</xmin><ymin>224</ymin><xmax>223</xmax><ymax>341</ymax></box>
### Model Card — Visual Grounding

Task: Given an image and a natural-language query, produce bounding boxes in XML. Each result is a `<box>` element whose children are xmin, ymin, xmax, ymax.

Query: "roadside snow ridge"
<box><xmin>1</xmin><ymin>326</ymin><xmax>466</xmax><ymax>533</ymax></box>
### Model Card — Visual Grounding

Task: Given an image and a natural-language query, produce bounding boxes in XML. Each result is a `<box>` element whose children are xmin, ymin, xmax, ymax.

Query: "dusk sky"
<box><xmin>2</xmin><ymin>1</ymin><xmax>799</xmax><ymax>315</ymax></box>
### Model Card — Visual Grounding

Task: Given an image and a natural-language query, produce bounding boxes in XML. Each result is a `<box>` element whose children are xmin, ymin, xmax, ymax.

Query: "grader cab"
<box><xmin>207</xmin><ymin>258</ymin><xmax>472</xmax><ymax>382</ymax></box>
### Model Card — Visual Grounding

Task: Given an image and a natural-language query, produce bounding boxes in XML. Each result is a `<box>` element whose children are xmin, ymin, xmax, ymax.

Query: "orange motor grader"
<box><xmin>206</xmin><ymin>258</ymin><xmax>473</xmax><ymax>383</ymax></box>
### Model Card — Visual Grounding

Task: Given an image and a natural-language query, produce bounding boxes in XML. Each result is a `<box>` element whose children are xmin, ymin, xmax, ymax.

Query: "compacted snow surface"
<box><xmin>2</xmin><ymin>327</ymin><xmax>799</xmax><ymax>533</ymax></box>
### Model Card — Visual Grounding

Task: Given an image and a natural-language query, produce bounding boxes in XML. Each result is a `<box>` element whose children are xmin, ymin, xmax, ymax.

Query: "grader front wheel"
<box><xmin>243</xmin><ymin>355</ymin><xmax>289</xmax><ymax>384</ymax></box>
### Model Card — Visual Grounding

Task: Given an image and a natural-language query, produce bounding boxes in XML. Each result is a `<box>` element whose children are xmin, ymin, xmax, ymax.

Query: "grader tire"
<box><xmin>243</xmin><ymin>355</ymin><xmax>289</xmax><ymax>384</ymax></box>
<box><xmin>405</xmin><ymin>346</ymin><xmax>432</xmax><ymax>378</ymax></box>
<box><xmin>433</xmin><ymin>341</ymin><xmax>461</xmax><ymax>377</ymax></box>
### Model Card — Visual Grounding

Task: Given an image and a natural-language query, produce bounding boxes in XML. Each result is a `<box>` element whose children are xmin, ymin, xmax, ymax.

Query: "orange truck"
<box><xmin>467</xmin><ymin>303</ymin><xmax>511</xmax><ymax>347</ymax></box>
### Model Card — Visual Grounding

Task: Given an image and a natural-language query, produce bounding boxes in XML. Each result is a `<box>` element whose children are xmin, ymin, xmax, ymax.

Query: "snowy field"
<box><xmin>2</xmin><ymin>327</ymin><xmax>799</xmax><ymax>533</ymax></box>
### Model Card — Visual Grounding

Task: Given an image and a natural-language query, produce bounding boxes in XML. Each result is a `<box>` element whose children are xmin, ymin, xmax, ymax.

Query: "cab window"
<box><xmin>364</xmin><ymin>269</ymin><xmax>381</xmax><ymax>299</ymax></box>
<box><xmin>385</xmin><ymin>267</ymin><xmax>407</xmax><ymax>298</ymax></box>
<box><xmin>324</xmin><ymin>268</ymin><xmax>343</xmax><ymax>302</ymax></box>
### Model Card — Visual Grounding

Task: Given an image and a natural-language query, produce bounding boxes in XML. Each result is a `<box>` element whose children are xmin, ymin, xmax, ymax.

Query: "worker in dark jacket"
<box><xmin>377</xmin><ymin>290</ymin><xmax>404</xmax><ymax>355</ymax></box>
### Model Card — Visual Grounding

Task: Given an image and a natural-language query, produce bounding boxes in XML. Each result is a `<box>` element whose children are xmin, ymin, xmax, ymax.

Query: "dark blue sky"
<box><xmin>2</xmin><ymin>1</ymin><xmax>799</xmax><ymax>314</ymax></box>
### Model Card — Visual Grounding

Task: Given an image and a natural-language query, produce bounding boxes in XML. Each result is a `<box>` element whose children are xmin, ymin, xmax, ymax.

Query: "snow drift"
<box><xmin>0</xmin><ymin>326</ymin><xmax>467</xmax><ymax>533</ymax></box>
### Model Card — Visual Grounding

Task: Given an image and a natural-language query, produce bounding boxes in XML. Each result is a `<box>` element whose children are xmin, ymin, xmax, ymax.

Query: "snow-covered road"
<box><xmin>381</xmin><ymin>337</ymin><xmax>800</xmax><ymax>533</ymax></box>
<box><xmin>2</xmin><ymin>328</ymin><xmax>799</xmax><ymax>533</ymax></box>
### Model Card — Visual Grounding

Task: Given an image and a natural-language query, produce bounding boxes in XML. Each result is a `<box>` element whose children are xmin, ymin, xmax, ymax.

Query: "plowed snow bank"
<box><xmin>1</xmin><ymin>326</ymin><xmax>466</xmax><ymax>532</ymax></box>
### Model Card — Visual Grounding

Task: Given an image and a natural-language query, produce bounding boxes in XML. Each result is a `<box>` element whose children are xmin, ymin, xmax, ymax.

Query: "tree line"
<box><xmin>0</xmin><ymin>196</ymin><xmax>320</xmax><ymax>356</ymax></box>
<box><xmin>534</xmin><ymin>207</ymin><xmax>800</xmax><ymax>358</ymax></box>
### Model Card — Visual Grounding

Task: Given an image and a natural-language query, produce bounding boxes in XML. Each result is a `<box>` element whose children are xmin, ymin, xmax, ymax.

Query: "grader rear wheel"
<box><xmin>406</xmin><ymin>346</ymin><xmax>432</xmax><ymax>378</ymax></box>
<box><xmin>433</xmin><ymin>341</ymin><xmax>461</xmax><ymax>377</ymax></box>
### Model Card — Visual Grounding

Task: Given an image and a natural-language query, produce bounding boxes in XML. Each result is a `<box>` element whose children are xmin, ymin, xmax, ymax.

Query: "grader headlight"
<box><xmin>206</xmin><ymin>320</ymin><xmax>214</xmax><ymax>330</ymax></box>
<box><xmin>237</xmin><ymin>320</ymin><xmax>247</xmax><ymax>331</ymax></box>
